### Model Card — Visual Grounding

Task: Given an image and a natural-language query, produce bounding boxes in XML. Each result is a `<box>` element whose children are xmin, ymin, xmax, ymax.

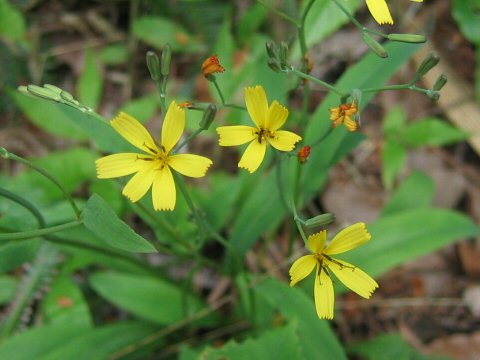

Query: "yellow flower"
<box><xmin>366</xmin><ymin>0</ymin><xmax>423</xmax><ymax>25</ymax></box>
<box><xmin>289</xmin><ymin>223</ymin><xmax>378</xmax><ymax>319</ymax></box>
<box><xmin>329</xmin><ymin>102</ymin><xmax>359</xmax><ymax>132</ymax></box>
<box><xmin>96</xmin><ymin>102</ymin><xmax>213</xmax><ymax>211</ymax></box>
<box><xmin>216</xmin><ymin>86</ymin><xmax>302</xmax><ymax>173</ymax></box>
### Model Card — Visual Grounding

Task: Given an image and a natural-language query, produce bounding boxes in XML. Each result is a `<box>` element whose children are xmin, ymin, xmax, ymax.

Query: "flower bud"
<box><xmin>146</xmin><ymin>51</ymin><xmax>161</xmax><ymax>81</ymax></box>
<box><xmin>297</xmin><ymin>145</ymin><xmax>311</xmax><ymax>164</ymax></box>
<box><xmin>279</xmin><ymin>41</ymin><xmax>289</xmax><ymax>68</ymax></box>
<box><xmin>199</xmin><ymin>104</ymin><xmax>217</xmax><ymax>130</ymax></box>
<box><xmin>426</xmin><ymin>90</ymin><xmax>440</xmax><ymax>101</ymax></box>
<box><xmin>387</xmin><ymin>33</ymin><xmax>426</xmax><ymax>43</ymax></box>
<box><xmin>415</xmin><ymin>53</ymin><xmax>439</xmax><ymax>79</ymax></box>
<box><xmin>432</xmin><ymin>74</ymin><xmax>447</xmax><ymax>91</ymax></box>
<box><xmin>267</xmin><ymin>58</ymin><xmax>282</xmax><ymax>72</ymax></box>
<box><xmin>60</xmin><ymin>90</ymin><xmax>75</xmax><ymax>102</ymax></box>
<box><xmin>43</xmin><ymin>84</ymin><xmax>64</xmax><ymax>94</ymax></box>
<box><xmin>26</xmin><ymin>85</ymin><xmax>61</xmax><ymax>102</ymax></box>
<box><xmin>305</xmin><ymin>213</ymin><xmax>335</xmax><ymax>228</ymax></box>
<box><xmin>201</xmin><ymin>54</ymin><xmax>225</xmax><ymax>81</ymax></box>
<box><xmin>266</xmin><ymin>41</ymin><xmax>279</xmax><ymax>60</ymax></box>
<box><xmin>362</xmin><ymin>33</ymin><xmax>388</xmax><ymax>58</ymax></box>
<box><xmin>160</xmin><ymin>44</ymin><xmax>172</xmax><ymax>77</ymax></box>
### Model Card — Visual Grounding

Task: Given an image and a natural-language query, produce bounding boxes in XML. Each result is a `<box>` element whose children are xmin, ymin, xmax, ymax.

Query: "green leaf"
<box><xmin>255</xmin><ymin>278</ymin><xmax>346</xmax><ymax>360</ymax></box>
<box><xmin>0</xmin><ymin>324</ymin><xmax>84</xmax><ymax>360</ymax></box>
<box><xmin>200</xmin><ymin>322</ymin><xmax>303</xmax><ymax>360</ymax></box>
<box><xmin>0</xmin><ymin>240</ymin><xmax>40</xmax><ymax>273</ymax></box>
<box><xmin>38</xmin><ymin>322</ymin><xmax>156</xmax><ymax>360</ymax></box>
<box><xmin>98</xmin><ymin>44</ymin><xmax>128</xmax><ymax>65</ymax></box>
<box><xmin>82</xmin><ymin>194</ymin><xmax>156</xmax><ymax>253</ymax></box>
<box><xmin>132</xmin><ymin>16</ymin><xmax>205</xmax><ymax>53</ymax></box>
<box><xmin>42</xmin><ymin>275</ymin><xmax>93</xmax><ymax>328</ymax></box>
<box><xmin>401</xmin><ymin>117</ymin><xmax>470</xmax><ymax>148</ymax></box>
<box><xmin>77</xmin><ymin>49</ymin><xmax>103</xmax><ymax>110</ymax></box>
<box><xmin>381</xmin><ymin>140</ymin><xmax>406</xmax><ymax>190</ymax></box>
<box><xmin>90</xmin><ymin>272</ymin><xmax>213</xmax><ymax>326</ymax></box>
<box><xmin>0</xmin><ymin>276</ymin><xmax>17</xmax><ymax>304</ymax></box>
<box><xmin>237</xmin><ymin>3</ymin><xmax>268</xmax><ymax>44</ymax></box>
<box><xmin>8</xmin><ymin>90</ymin><xmax>88</xmax><ymax>141</ymax></box>
<box><xmin>381</xmin><ymin>171</ymin><xmax>434</xmax><ymax>217</ymax></box>
<box><xmin>452</xmin><ymin>0</ymin><xmax>480</xmax><ymax>44</ymax></box>
<box><xmin>383</xmin><ymin>106</ymin><xmax>407</xmax><ymax>138</ymax></box>
<box><xmin>347</xmin><ymin>333</ymin><xmax>436</xmax><ymax>360</ymax></box>
<box><xmin>342</xmin><ymin>209</ymin><xmax>479</xmax><ymax>278</ymax></box>
<box><xmin>119</xmin><ymin>95</ymin><xmax>159</xmax><ymax>122</ymax></box>
<box><xmin>0</xmin><ymin>0</ymin><xmax>26</xmax><ymax>42</ymax></box>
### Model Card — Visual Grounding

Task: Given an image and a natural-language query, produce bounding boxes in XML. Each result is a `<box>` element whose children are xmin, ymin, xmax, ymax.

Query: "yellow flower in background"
<box><xmin>96</xmin><ymin>102</ymin><xmax>212</xmax><ymax>211</ymax></box>
<box><xmin>217</xmin><ymin>85</ymin><xmax>302</xmax><ymax>173</ymax></box>
<box><xmin>329</xmin><ymin>102</ymin><xmax>359</xmax><ymax>132</ymax></box>
<box><xmin>366</xmin><ymin>0</ymin><xmax>423</xmax><ymax>25</ymax></box>
<box><xmin>289</xmin><ymin>223</ymin><xmax>378</xmax><ymax>319</ymax></box>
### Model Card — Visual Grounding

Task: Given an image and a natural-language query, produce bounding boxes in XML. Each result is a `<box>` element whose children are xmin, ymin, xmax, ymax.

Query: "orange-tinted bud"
<box><xmin>201</xmin><ymin>54</ymin><xmax>225</xmax><ymax>79</ymax></box>
<box><xmin>179</xmin><ymin>101</ymin><xmax>193</xmax><ymax>109</ymax></box>
<box><xmin>297</xmin><ymin>145</ymin><xmax>311</xmax><ymax>164</ymax></box>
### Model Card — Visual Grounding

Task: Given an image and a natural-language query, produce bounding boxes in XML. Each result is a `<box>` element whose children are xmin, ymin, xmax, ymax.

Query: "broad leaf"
<box><xmin>77</xmin><ymin>49</ymin><xmax>103</xmax><ymax>110</ymax></box>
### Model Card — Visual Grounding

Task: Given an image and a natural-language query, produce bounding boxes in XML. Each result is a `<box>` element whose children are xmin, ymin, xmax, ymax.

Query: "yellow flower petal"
<box><xmin>162</xmin><ymin>101</ymin><xmax>185</xmax><ymax>154</ymax></box>
<box><xmin>266</xmin><ymin>100</ymin><xmax>288</xmax><ymax>131</ymax></box>
<box><xmin>327</xmin><ymin>258</ymin><xmax>378</xmax><ymax>299</ymax></box>
<box><xmin>111</xmin><ymin>113</ymin><xmax>158</xmax><ymax>155</ymax></box>
<box><xmin>245</xmin><ymin>86</ymin><xmax>268</xmax><ymax>128</ymax></box>
<box><xmin>95</xmin><ymin>153</ymin><xmax>147</xmax><ymax>179</ymax></box>
<box><xmin>122</xmin><ymin>162</ymin><xmax>157</xmax><ymax>202</ymax></box>
<box><xmin>216</xmin><ymin>126</ymin><xmax>257</xmax><ymax>146</ymax></box>
<box><xmin>307</xmin><ymin>231</ymin><xmax>327</xmax><ymax>254</ymax></box>
<box><xmin>289</xmin><ymin>255</ymin><xmax>316</xmax><ymax>287</ymax></box>
<box><xmin>324</xmin><ymin>222</ymin><xmax>371</xmax><ymax>255</ymax></box>
<box><xmin>314</xmin><ymin>268</ymin><xmax>334</xmax><ymax>320</ymax></box>
<box><xmin>344</xmin><ymin>116</ymin><xmax>359</xmax><ymax>132</ymax></box>
<box><xmin>268</xmin><ymin>130</ymin><xmax>302</xmax><ymax>152</ymax></box>
<box><xmin>168</xmin><ymin>154</ymin><xmax>212</xmax><ymax>178</ymax></box>
<box><xmin>365</xmin><ymin>0</ymin><xmax>394</xmax><ymax>25</ymax></box>
<box><xmin>152</xmin><ymin>166</ymin><xmax>176</xmax><ymax>211</ymax></box>
<box><xmin>238</xmin><ymin>139</ymin><xmax>267</xmax><ymax>173</ymax></box>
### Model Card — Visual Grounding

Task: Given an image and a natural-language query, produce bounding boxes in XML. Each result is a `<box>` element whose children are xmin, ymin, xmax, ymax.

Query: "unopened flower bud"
<box><xmin>146</xmin><ymin>51</ymin><xmax>161</xmax><ymax>81</ymax></box>
<box><xmin>387</xmin><ymin>33</ymin><xmax>426</xmax><ymax>43</ymax></box>
<box><xmin>267</xmin><ymin>58</ymin><xmax>282</xmax><ymax>72</ymax></box>
<box><xmin>160</xmin><ymin>44</ymin><xmax>172</xmax><ymax>77</ymax></box>
<box><xmin>179</xmin><ymin>101</ymin><xmax>193</xmax><ymax>109</ymax></box>
<box><xmin>305</xmin><ymin>213</ymin><xmax>335</xmax><ymax>228</ymax></box>
<box><xmin>297</xmin><ymin>145</ymin><xmax>311</xmax><ymax>164</ymax></box>
<box><xmin>199</xmin><ymin>104</ymin><xmax>217</xmax><ymax>130</ymax></box>
<box><xmin>362</xmin><ymin>33</ymin><xmax>388</xmax><ymax>58</ymax></box>
<box><xmin>60</xmin><ymin>90</ymin><xmax>75</xmax><ymax>102</ymax></box>
<box><xmin>432</xmin><ymin>74</ymin><xmax>447</xmax><ymax>91</ymax></box>
<box><xmin>201</xmin><ymin>54</ymin><xmax>225</xmax><ymax>80</ymax></box>
<box><xmin>43</xmin><ymin>84</ymin><xmax>64</xmax><ymax>94</ymax></box>
<box><xmin>415</xmin><ymin>53</ymin><xmax>439</xmax><ymax>79</ymax></box>
<box><xmin>266</xmin><ymin>41</ymin><xmax>279</xmax><ymax>60</ymax></box>
<box><xmin>26</xmin><ymin>85</ymin><xmax>61</xmax><ymax>102</ymax></box>
<box><xmin>426</xmin><ymin>89</ymin><xmax>440</xmax><ymax>101</ymax></box>
<box><xmin>279</xmin><ymin>41</ymin><xmax>289</xmax><ymax>67</ymax></box>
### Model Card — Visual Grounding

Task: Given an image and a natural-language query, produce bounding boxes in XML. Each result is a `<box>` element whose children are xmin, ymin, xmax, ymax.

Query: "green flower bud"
<box><xmin>426</xmin><ymin>90</ymin><xmax>440</xmax><ymax>101</ymax></box>
<box><xmin>26</xmin><ymin>85</ymin><xmax>61</xmax><ymax>102</ymax></box>
<box><xmin>43</xmin><ymin>84</ymin><xmax>64</xmax><ymax>94</ymax></box>
<box><xmin>305</xmin><ymin>213</ymin><xmax>336</xmax><ymax>228</ymax></box>
<box><xmin>415</xmin><ymin>53</ymin><xmax>439</xmax><ymax>79</ymax></box>
<box><xmin>60</xmin><ymin>90</ymin><xmax>75</xmax><ymax>102</ymax></box>
<box><xmin>146</xmin><ymin>51</ymin><xmax>161</xmax><ymax>81</ymax></box>
<box><xmin>267</xmin><ymin>58</ymin><xmax>282</xmax><ymax>72</ymax></box>
<box><xmin>161</xmin><ymin>44</ymin><xmax>172</xmax><ymax>77</ymax></box>
<box><xmin>279</xmin><ymin>41</ymin><xmax>289</xmax><ymax>67</ymax></box>
<box><xmin>199</xmin><ymin>104</ymin><xmax>217</xmax><ymax>130</ymax></box>
<box><xmin>387</xmin><ymin>33</ymin><xmax>426</xmax><ymax>43</ymax></box>
<box><xmin>432</xmin><ymin>74</ymin><xmax>447</xmax><ymax>91</ymax></box>
<box><xmin>266</xmin><ymin>41</ymin><xmax>279</xmax><ymax>60</ymax></box>
<box><xmin>362</xmin><ymin>32</ymin><xmax>388</xmax><ymax>58</ymax></box>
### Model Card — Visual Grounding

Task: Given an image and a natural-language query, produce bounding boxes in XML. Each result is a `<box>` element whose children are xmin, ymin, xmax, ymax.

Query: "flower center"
<box><xmin>255</xmin><ymin>127</ymin><xmax>274</xmax><ymax>144</ymax></box>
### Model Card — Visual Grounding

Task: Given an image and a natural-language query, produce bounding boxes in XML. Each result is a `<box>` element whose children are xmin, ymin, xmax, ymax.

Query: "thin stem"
<box><xmin>361</xmin><ymin>83</ymin><xmax>432</xmax><ymax>94</ymax></box>
<box><xmin>0</xmin><ymin>148</ymin><xmax>81</xmax><ymax>219</ymax></box>
<box><xmin>172</xmin><ymin>128</ymin><xmax>203</xmax><ymax>154</ymax></box>
<box><xmin>0</xmin><ymin>220</ymin><xmax>82</xmax><ymax>241</ymax></box>
<box><xmin>288</xmin><ymin>69</ymin><xmax>345</xmax><ymax>96</ymax></box>
<box><xmin>156</xmin><ymin>80</ymin><xmax>167</xmax><ymax>115</ymax></box>
<box><xmin>256</xmin><ymin>0</ymin><xmax>300</xmax><ymax>25</ymax></box>
<box><xmin>330</xmin><ymin>0</ymin><xmax>364</xmax><ymax>30</ymax></box>
<box><xmin>311</xmin><ymin>126</ymin><xmax>333</xmax><ymax>148</ymax></box>
<box><xmin>212</xmin><ymin>79</ymin><xmax>226</xmax><ymax>105</ymax></box>
<box><xmin>291</xmin><ymin>200</ymin><xmax>308</xmax><ymax>244</ymax></box>
<box><xmin>0</xmin><ymin>187</ymin><xmax>45</xmax><ymax>228</ymax></box>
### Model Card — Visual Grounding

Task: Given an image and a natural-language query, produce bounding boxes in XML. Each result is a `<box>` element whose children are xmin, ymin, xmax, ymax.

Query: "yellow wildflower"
<box><xmin>366</xmin><ymin>0</ymin><xmax>423</xmax><ymax>25</ymax></box>
<box><xmin>289</xmin><ymin>223</ymin><xmax>378</xmax><ymax>319</ymax></box>
<box><xmin>329</xmin><ymin>102</ymin><xmax>359</xmax><ymax>132</ymax></box>
<box><xmin>216</xmin><ymin>85</ymin><xmax>302</xmax><ymax>173</ymax></box>
<box><xmin>96</xmin><ymin>102</ymin><xmax>212</xmax><ymax>211</ymax></box>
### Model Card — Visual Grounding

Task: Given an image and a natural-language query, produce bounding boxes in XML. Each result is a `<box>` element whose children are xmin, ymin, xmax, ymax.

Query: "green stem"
<box><xmin>0</xmin><ymin>148</ymin><xmax>81</xmax><ymax>219</ymax></box>
<box><xmin>172</xmin><ymin>128</ymin><xmax>203</xmax><ymax>154</ymax></box>
<box><xmin>330</xmin><ymin>0</ymin><xmax>364</xmax><ymax>30</ymax></box>
<box><xmin>257</xmin><ymin>0</ymin><xmax>300</xmax><ymax>25</ymax></box>
<box><xmin>291</xmin><ymin>202</ymin><xmax>308</xmax><ymax>245</ymax></box>
<box><xmin>289</xmin><ymin>69</ymin><xmax>345</xmax><ymax>96</ymax></box>
<box><xmin>0</xmin><ymin>220</ymin><xmax>82</xmax><ymax>241</ymax></box>
<box><xmin>212</xmin><ymin>79</ymin><xmax>246</xmax><ymax>111</ymax></box>
<box><xmin>0</xmin><ymin>187</ymin><xmax>45</xmax><ymax>228</ymax></box>
<box><xmin>361</xmin><ymin>83</ymin><xmax>431</xmax><ymax>94</ymax></box>
<box><xmin>156</xmin><ymin>80</ymin><xmax>167</xmax><ymax>115</ymax></box>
